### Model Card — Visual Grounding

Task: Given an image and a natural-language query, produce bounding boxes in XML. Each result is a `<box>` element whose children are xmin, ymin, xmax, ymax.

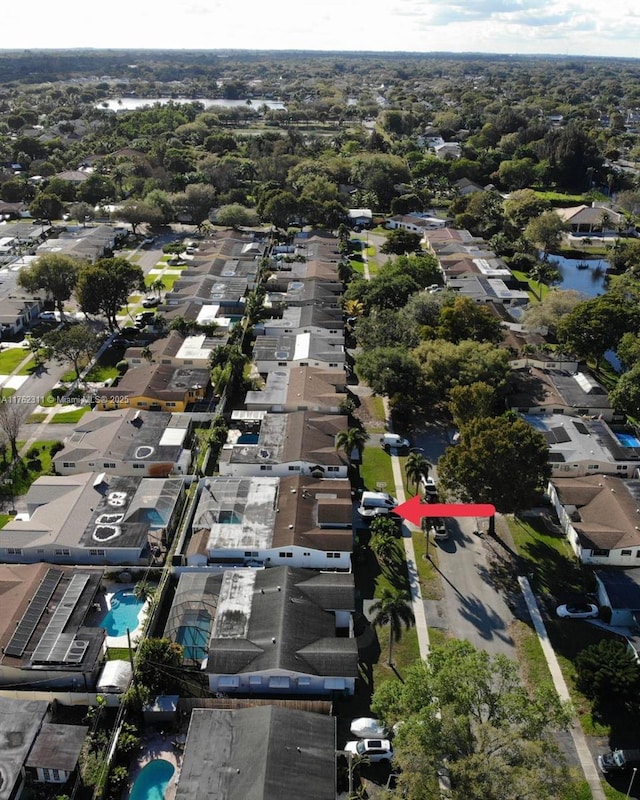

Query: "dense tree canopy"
<box><xmin>371</xmin><ymin>640</ymin><xmax>571</xmax><ymax>800</ymax></box>
<box><xmin>438</xmin><ymin>413</ymin><xmax>551</xmax><ymax>513</ymax></box>
<box><xmin>17</xmin><ymin>253</ymin><xmax>84</xmax><ymax>315</ymax></box>
<box><xmin>75</xmin><ymin>257</ymin><xmax>144</xmax><ymax>330</ymax></box>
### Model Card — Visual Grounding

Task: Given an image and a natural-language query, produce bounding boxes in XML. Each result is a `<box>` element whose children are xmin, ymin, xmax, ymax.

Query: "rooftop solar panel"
<box><xmin>3</xmin><ymin>569</ymin><xmax>63</xmax><ymax>658</ymax></box>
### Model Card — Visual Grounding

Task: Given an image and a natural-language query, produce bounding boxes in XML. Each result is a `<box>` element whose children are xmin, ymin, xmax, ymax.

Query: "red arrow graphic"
<box><xmin>394</xmin><ymin>495</ymin><xmax>496</xmax><ymax>527</ymax></box>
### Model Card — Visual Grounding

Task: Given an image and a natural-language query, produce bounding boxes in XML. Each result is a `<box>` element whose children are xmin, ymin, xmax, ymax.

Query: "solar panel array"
<box><xmin>31</xmin><ymin>573</ymin><xmax>90</xmax><ymax>664</ymax></box>
<box><xmin>4</xmin><ymin>569</ymin><xmax>63</xmax><ymax>658</ymax></box>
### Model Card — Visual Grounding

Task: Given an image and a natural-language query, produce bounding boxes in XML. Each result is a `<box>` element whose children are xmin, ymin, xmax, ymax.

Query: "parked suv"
<box><xmin>429</xmin><ymin>518</ymin><xmax>449</xmax><ymax>541</ymax></box>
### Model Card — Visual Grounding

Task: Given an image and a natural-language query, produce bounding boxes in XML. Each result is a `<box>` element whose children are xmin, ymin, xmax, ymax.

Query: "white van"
<box><xmin>380</xmin><ymin>433</ymin><xmax>410</xmax><ymax>450</ymax></box>
<box><xmin>358</xmin><ymin>491</ymin><xmax>398</xmax><ymax>518</ymax></box>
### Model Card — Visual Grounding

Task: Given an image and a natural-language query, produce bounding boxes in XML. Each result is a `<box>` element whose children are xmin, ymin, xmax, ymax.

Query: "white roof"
<box><xmin>97</xmin><ymin>660</ymin><xmax>132</xmax><ymax>692</ymax></box>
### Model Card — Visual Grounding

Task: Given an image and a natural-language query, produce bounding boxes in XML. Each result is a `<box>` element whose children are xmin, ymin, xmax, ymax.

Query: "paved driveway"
<box><xmin>427</xmin><ymin>517</ymin><xmax>517</xmax><ymax>659</ymax></box>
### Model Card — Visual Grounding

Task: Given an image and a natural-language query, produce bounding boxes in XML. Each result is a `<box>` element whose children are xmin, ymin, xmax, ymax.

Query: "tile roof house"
<box><xmin>217</xmin><ymin>411</ymin><xmax>349</xmax><ymax>478</ymax></box>
<box><xmin>175</xmin><ymin>706</ymin><xmax>336</xmax><ymax>800</ymax></box>
<box><xmin>0</xmin><ymin>473</ymin><xmax>184</xmax><ymax>566</ymax></box>
<box><xmin>167</xmin><ymin>567</ymin><xmax>357</xmax><ymax>695</ymax></box>
<box><xmin>548</xmin><ymin>475</ymin><xmax>640</xmax><ymax>565</ymax></box>
<box><xmin>183</xmin><ymin>475</ymin><xmax>353</xmax><ymax>570</ymax></box>
<box><xmin>95</xmin><ymin>364</ymin><xmax>209</xmax><ymax>412</ymax></box>
<box><xmin>52</xmin><ymin>408</ymin><xmax>193</xmax><ymax>477</ymax></box>
<box><xmin>0</xmin><ymin>564</ymin><xmax>105</xmax><ymax>689</ymax></box>
<box><xmin>555</xmin><ymin>204</ymin><xmax>625</xmax><ymax>234</ymax></box>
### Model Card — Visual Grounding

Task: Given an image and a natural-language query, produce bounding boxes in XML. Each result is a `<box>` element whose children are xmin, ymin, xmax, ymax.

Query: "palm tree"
<box><xmin>370</xmin><ymin>529</ymin><xmax>397</xmax><ymax>567</ymax></box>
<box><xmin>599</xmin><ymin>211</ymin><xmax>612</xmax><ymax>240</ymax></box>
<box><xmin>405</xmin><ymin>452</ymin><xmax>431</xmax><ymax>495</ymax></box>
<box><xmin>369</xmin><ymin>587</ymin><xmax>415</xmax><ymax>666</ymax></box>
<box><xmin>150</xmin><ymin>279</ymin><xmax>165</xmax><ymax>299</ymax></box>
<box><xmin>140</xmin><ymin>346</ymin><xmax>153</xmax><ymax>363</ymax></box>
<box><xmin>335</xmin><ymin>427</ymin><xmax>369</xmax><ymax>464</ymax></box>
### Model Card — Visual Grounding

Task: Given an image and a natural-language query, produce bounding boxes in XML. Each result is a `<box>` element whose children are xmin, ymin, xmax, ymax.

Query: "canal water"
<box><xmin>546</xmin><ymin>253</ymin><xmax>621</xmax><ymax>371</ymax></box>
<box><xmin>547</xmin><ymin>253</ymin><xmax>609</xmax><ymax>297</ymax></box>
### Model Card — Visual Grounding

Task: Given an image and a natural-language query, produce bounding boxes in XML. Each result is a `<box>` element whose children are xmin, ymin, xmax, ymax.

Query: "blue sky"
<box><xmin>5</xmin><ymin>0</ymin><xmax>640</xmax><ymax>59</ymax></box>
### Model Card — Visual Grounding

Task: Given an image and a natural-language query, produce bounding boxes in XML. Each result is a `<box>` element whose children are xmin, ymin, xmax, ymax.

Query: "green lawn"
<box><xmin>50</xmin><ymin>407</ymin><xmax>91</xmax><ymax>424</ymax></box>
<box><xmin>0</xmin><ymin>347</ymin><xmax>32</xmax><ymax>374</ymax></box>
<box><xmin>359</xmin><ymin>446</ymin><xmax>396</xmax><ymax>494</ymax></box>
<box><xmin>26</xmin><ymin>413</ymin><xmax>48</xmax><ymax>424</ymax></box>
<box><xmin>0</xmin><ymin>388</ymin><xmax>16</xmax><ymax>398</ymax></box>
<box><xmin>5</xmin><ymin>440</ymin><xmax>62</xmax><ymax>496</ymax></box>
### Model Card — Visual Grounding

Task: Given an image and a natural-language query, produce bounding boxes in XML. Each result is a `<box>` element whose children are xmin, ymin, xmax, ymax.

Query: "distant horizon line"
<box><xmin>0</xmin><ymin>47</ymin><xmax>638</xmax><ymax>62</ymax></box>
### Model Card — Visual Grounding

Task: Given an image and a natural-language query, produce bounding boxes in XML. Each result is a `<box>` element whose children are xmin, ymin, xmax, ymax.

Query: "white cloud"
<box><xmin>2</xmin><ymin>0</ymin><xmax>640</xmax><ymax>56</ymax></box>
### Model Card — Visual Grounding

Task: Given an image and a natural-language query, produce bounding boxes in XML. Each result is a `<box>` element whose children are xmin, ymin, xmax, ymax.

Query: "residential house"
<box><xmin>252</xmin><ymin>333</ymin><xmax>345</xmax><ymax>373</ymax></box>
<box><xmin>0</xmin><ymin>564</ymin><xmax>105</xmax><ymax>689</ymax></box>
<box><xmin>244</xmin><ymin>365</ymin><xmax>349</xmax><ymax>413</ymax></box>
<box><xmin>174</xmin><ymin>706</ymin><xmax>336</xmax><ymax>800</ymax></box>
<box><xmin>0</xmin><ymin>295</ymin><xmax>42</xmax><ymax>337</ymax></box>
<box><xmin>36</xmin><ymin>223</ymin><xmax>122</xmax><ymax>262</ymax></box>
<box><xmin>548</xmin><ymin>475</ymin><xmax>640</xmax><ymax>565</ymax></box>
<box><xmin>125</xmin><ymin>330</ymin><xmax>228</xmax><ymax>370</ymax></box>
<box><xmin>264</xmin><ymin>278</ymin><xmax>343</xmax><ymax>310</ymax></box>
<box><xmin>0</xmin><ymin>697</ymin><xmax>50</xmax><ymax>799</ymax></box>
<box><xmin>95</xmin><ymin>363</ymin><xmax>209</xmax><ymax>411</ymax></box>
<box><xmin>52</xmin><ymin>408</ymin><xmax>193</xmax><ymax>477</ymax></box>
<box><xmin>508</xmin><ymin>365</ymin><xmax>616</xmax><ymax>421</ymax></box>
<box><xmin>25</xmin><ymin>723</ymin><xmax>89</xmax><ymax>786</ymax></box>
<box><xmin>348</xmin><ymin>208</ymin><xmax>372</xmax><ymax>228</ymax></box>
<box><xmin>385</xmin><ymin>213</ymin><xmax>446</xmax><ymax>233</ymax></box>
<box><xmin>446</xmin><ymin>275</ymin><xmax>529</xmax><ymax>306</ymax></box>
<box><xmin>454</xmin><ymin>177</ymin><xmax>485</xmax><ymax>196</ymax></box>
<box><xmin>0</xmin><ymin>472</ymin><xmax>184</xmax><ymax>566</ymax></box>
<box><xmin>166</xmin><ymin>567</ymin><xmax>357</xmax><ymax>695</ymax></box>
<box><xmin>594</xmin><ymin>569</ymin><xmax>640</xmax><ymax>628</ymax></box>
<box><xmin>183</xmin><ymin>475</ymin><xmax>353</xmax><ymax>570</ymax></box>
<box><xmin>254</xmin><ymin>306</ymin><xmax>344</xmax><ymax>338</ymax></box>
<box><xmin>218</xmin><ymin>410</ymin><xmax>348</xmax><ymax>479</ymax></box>
<box><xmin>163</xmin><ymin>275</ymin><xmax>248</xmax><ymax>314</ymax></box>
<box><xmin>556</xmin><ymin>204</ymin><xmax>625</xmax><ymax>235</ymax></box>
<box><xmin>439</xmin><ymin>253</ymin><xmax>513</xmax><ymax>283</ymax></box>
<box><xmin>522</xmin><ymin>414</ymin><xmax>640</xmax><ymax>478</ymax></box>
<box><xmin>433</xmin><ymin>142</ymin><xmax>462</xmax><ymax>160</ymax></box>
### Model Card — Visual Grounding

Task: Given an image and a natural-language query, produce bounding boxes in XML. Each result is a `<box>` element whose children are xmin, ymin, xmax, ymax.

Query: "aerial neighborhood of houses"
<box><xmin>1</xmin><ymin>195</ymin><xmax>639</xmax><ymax>797</ymax></box>
<box><xmin>2</xmin><ymin>65</ymin><xmax>640</xmax><ymax>800</ymax></box>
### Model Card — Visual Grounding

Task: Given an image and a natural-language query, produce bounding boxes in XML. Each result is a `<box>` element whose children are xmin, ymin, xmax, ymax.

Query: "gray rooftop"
<box><xmin>175</xmin><ymin>706</ymin><xmax>336</xmax><ymax>800</ymax></box>
<box><xmin>53</xmin><ymin>408</ymin><xmax>188</xmax><ymax>467</ymax></box>
<box><xmin>203</xmin><ymin>567</ymin><xmax>357</xmax><ymax>677</ymax></box>
<box><xmin>0</xmin><ymin>697</ymin><xmax>49</xmax><ymax>800</ymax></box>
<box><xmin>26</xmin><ymin>723</ymin><xmax>89</xmax><ymax>771</ymax></box>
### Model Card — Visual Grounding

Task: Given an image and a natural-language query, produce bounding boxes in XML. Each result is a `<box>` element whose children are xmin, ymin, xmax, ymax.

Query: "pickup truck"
<box><xmin>598</xmin><ymin>748</ymin><xmax>640</xmax><ymax>773</ymax></box>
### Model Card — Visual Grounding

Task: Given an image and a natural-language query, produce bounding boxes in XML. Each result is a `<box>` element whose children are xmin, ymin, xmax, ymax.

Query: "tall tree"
<box><xmin>75</xmin><ymin>257</ymin><xmax>145</xmax><ymax>331</ymax></box>
<box><xmin>0</xmin><ymin>402</ymin><xmax>30</xmax><ymax>460</ymax></box>
<box><xmin>369</xmin><ymin>587</ymin><xmax>415</xmax><ymax>666</ymax></box>
<box><xmin>437</xmin><ymin>296</ymin><xmax>503</xmax><ymax>344</ymax></box>
<box><xmin>447</xmin><ymin>382</ymin><xmax>496</xmax><ymax>428</ymax></box>
<box><xmin>405</xmin><ymin>451</ymin><xmax>431</xmax><ymax>495</ymax></box>
<box><xmin>335</xmin><ymin>427</ymin><xmax>369</xmax><ymax>464</ymax></box>
<box><xmin>524</xmin><ymin>211</ymin><xmax>567</xmax><ymax>260</ymax></box>
<box><xmin>371</xmin><ymin>641</ymin><xmax>571</xmax><ymax>800</ymax></box>
<box><xmin>438</xmin><ymin>414</ymin><xmax>550</xmax><ymax>514</ymax></box>
<box><xmin>17</xmin><ymin>253</ymin><xmax>83</xmax><ymax>316</ymax></box>
<box><xmin>41</xmin><ymin>322</ymin><xmax>100</xmax><ymax>381</ymax></box>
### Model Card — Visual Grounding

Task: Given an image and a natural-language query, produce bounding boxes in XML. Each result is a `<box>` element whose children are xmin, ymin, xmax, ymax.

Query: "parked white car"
<box><xmin>344</xmin><ymin>739</ymin><xmax>393</xmax><ymax>762</ymax></box>
<box><xmin>350</xmin><ymin>718</ymin><xmax>389</xmax><ymax>739</ymax></box>
<box><xmin>556</xmin><ymin>603</ymin><xmax>599</xmax><ymax>619</ymax></box>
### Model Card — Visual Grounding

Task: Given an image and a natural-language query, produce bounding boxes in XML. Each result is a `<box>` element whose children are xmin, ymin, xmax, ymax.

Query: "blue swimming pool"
<box><xmin>129</xmin><ymin>759</ymin><xmax>174</xmax><ymax>800</ymax></box>
<box><xmin>237</xmin><ymin>433</ymin><xmax>259</xmax><ymax>444</ymax></box>
<box><xmin>615</xmin><ymin>432</ymin><xmax>640</xmax><ymax>448</ymax></box>
<box><xmin>100</xmin><ymin>590</ymin><xmax>145</xmax><ymax>637</ymax></box>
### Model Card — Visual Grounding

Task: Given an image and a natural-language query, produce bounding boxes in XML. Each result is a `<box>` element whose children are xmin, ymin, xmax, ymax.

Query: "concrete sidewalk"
<box><xmin>519</xmin><ymin>576</ymin><xmax>606</xmax><ymax>800</ymax></box>
<box><xmin>383</xmin><ymin>398</ymin><xmax>430</xmax><ymax>659</ymax></box>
